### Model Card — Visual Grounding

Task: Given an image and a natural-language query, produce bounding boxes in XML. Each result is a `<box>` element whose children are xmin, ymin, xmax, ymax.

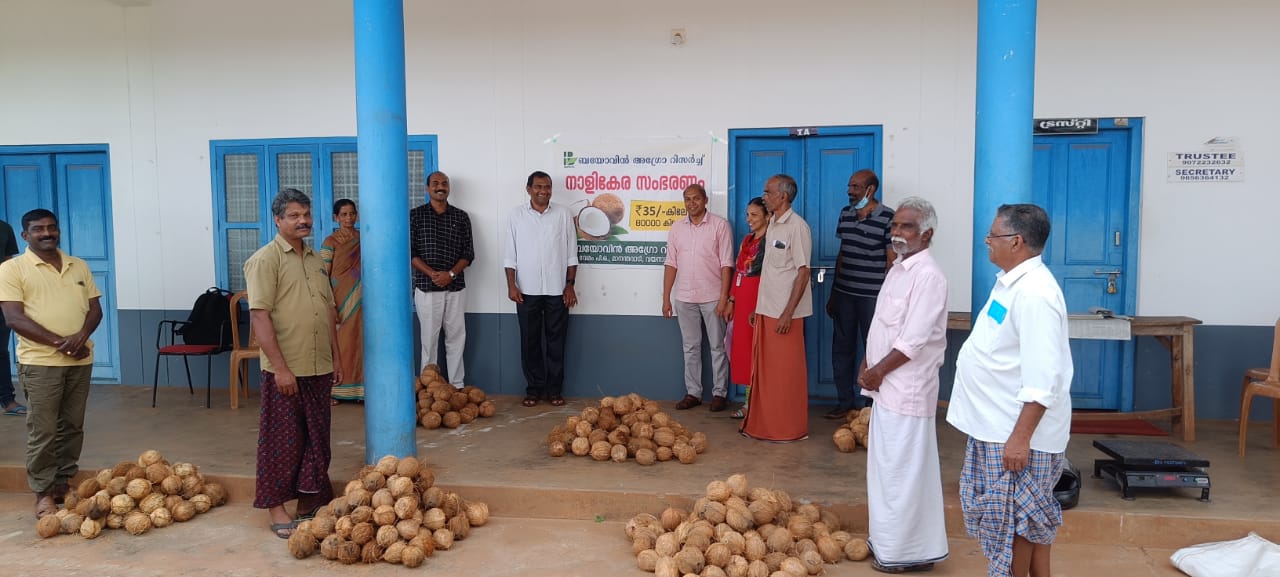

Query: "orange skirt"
<box><xmin>740</xmin><ymin>316</ymin><xmax>808</xmax><ymax>442</ymax></box>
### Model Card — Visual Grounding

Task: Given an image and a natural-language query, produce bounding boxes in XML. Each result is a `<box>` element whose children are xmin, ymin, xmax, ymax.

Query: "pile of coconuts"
<box><xmin>545</xmin><ymin>393</ymin><xmax>707</xmax><ymax>465</ymax></box>
<box><xmin>624</xmin><ymin>474</ymin><xmax>871</xmax><ymax>577</ymax></box>
<box><xmin>831</xmin><ymin>407</ymin><xmax>872</xmax><ymax>453</ymax></box>
<box><xmin>286</xmin><ymin>454</ymin><xmax>490</xmax><ymax>568</ymax></box>
<box><xmin>415</xmin><ymin>364</ymin><xmax>496</xmax><ymax>430</ymax></box>
<box><xmin>35</xmin><ymin>449</ymin><xmax>228</xmax><ymax>540</ymax></box>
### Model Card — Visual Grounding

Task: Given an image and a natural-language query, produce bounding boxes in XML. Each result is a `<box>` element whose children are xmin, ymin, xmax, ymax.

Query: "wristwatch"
<box><xmin>447</xmin><ymin>270</ymin><xmax>456</xmax><ymax>279</ymax></box>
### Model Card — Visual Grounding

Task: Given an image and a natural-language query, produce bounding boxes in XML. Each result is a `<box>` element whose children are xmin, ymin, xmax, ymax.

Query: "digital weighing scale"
<box><xmin>1092</xmin><ymin>439</ymin><xmax>1210</xmax><ymax>501</ymax></box>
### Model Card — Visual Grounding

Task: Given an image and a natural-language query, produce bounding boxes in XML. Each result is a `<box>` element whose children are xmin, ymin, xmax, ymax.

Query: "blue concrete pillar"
<box><xmin>354</xmin><ymin>0</ymin><xmax>415</xmax><ymax>461</ymax></box>
<box><xmin>972</xmin><ymin>0</ymin><xmax>1037</xmax><ymax>320</ymax></box>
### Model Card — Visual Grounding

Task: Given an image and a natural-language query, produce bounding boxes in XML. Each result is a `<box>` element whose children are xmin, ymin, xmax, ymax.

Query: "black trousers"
<box><xmin>830</xmin><ymin>289</ymin><xmax>877</xmax><ymax>410</ymax></box>
<box><xmin>516</xmin><ymin>294</ymin><xmax>568</xmax><ymax>398</ymax></box>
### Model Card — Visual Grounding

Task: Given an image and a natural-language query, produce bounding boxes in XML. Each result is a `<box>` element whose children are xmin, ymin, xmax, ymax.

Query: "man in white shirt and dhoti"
<box><xmin>858</xmin><ymin>197</ymin><xmax>949</xmax><ymax>573</ymax></box>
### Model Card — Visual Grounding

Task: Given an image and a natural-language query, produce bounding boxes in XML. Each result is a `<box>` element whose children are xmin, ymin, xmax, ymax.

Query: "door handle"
<box><xmin>1092</xmin><ymin>269</ymin><xmax>1123</xmax><ymax>276</ymax></box>
<box><xmin>812</xmin><ymin>266</ymin><xmax>834</xmax><ymax>284</ymax></box>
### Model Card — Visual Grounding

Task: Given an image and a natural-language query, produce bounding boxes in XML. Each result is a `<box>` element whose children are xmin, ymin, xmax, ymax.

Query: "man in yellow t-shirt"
<box><xmin>0</xmin><ymin>209</ymin><xmax>103</xmax><ymax>520</ymax></box>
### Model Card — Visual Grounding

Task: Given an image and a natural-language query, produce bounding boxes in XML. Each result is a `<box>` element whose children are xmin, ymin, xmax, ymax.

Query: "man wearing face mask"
<box><xmin>826</xmin><ymin>169</ymin><xmax>894</xmax><ymax>419</ymax></box>
<box><xmin>858</xmin><ymin>197</ymin><xmax>949</xmax><ymax>573</ymax></box>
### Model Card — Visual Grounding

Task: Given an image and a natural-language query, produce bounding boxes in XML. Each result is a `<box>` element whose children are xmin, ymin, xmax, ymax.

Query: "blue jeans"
<box><xmin>830</xmin><ymin>290</ymin><xmax>876</xmax><ymax>410</ymax></box>
<box><xmin>0</xmin><ymin>311</ymin><xmax>15</xmax><ymax>407</ymax></box>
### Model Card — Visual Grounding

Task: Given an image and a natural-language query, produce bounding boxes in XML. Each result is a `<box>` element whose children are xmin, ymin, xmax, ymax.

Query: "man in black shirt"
<box><xmin>0</xmin><ymin>219</ymin><xmax>22</xmax><ymax>416</ymax></box>
<box><xmin>410</xmin><ymin>172</ymin><xmax>475</xmax><ymax>388</ymax></box>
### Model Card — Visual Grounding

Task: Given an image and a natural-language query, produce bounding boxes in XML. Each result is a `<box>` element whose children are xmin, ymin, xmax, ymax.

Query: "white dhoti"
<box><xmin>867</xmin><ymin>403</ymin><xmax>949</xmax><ymax>567</ymax></box>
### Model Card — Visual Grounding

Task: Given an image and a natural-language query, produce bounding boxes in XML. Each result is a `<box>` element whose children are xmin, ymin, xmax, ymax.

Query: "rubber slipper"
<box><xmin>3</xmin><ymin>404</ymin><xmax>26</xmax><ymax>416</ymax></box>
<box><xmin>296</xmin><ymin>503</ymin><xmax>323</xmax><ymax>521</ymax></box>
<box><xmin>271</xmin><ymin>521</ymin><xmax>297</xmax><ymax>539</ymax></box>
<box><xmin>35</xmin><ymin>494</ymin><xmax>57</xmax><ymax>520</ymax></box>
<box><xmin>522</xmin><ymin>396</ymin><xmax>539</xmax><ymax>407</ymax></box>
<box><xmin>548</xmin><ymin>396</ymin><xmax>566</xmax><ymax>407</ymax></box>
<box><xmin>731</xmin><ymin>407</ymin><xmax>746</xmax><ymax>419</ymax></box>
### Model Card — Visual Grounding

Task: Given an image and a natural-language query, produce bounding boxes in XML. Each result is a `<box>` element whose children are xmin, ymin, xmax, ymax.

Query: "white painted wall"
<box><xmin>1</xmin><ymin>0</ymin><xmax>1276</xmax><ymax>325</ymax></box>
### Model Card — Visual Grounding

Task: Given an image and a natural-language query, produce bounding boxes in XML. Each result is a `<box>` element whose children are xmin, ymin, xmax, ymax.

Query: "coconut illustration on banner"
<box><xmin>573</xmin><ymin>193</ymin><xmax>628</xmax><ymax>241</ymax></box>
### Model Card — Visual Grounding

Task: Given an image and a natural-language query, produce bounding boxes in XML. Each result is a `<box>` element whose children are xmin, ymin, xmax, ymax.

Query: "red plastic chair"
<box><xmin>152</xmin><ymin>319</ymin><xmax>225</xmax><ymax>408</ymax></box>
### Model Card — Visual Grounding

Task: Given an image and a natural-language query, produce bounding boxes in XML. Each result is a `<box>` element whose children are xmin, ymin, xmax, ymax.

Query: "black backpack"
<box><xmin>177</xmin><ymin>287</ymin><xmax>234</xmax><ymax>350</ymax></box>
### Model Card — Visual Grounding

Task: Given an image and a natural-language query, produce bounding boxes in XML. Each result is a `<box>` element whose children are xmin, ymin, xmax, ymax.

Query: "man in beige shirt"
<box><xmin>244</xmin><ymin>188</ymin><xmax>342</xmax><ymax>539</ymax></box>
<box><xmin>0</xmin><ymin>209</ymin><xmax>102</xmax><ymax>519</ymax></box>
<box><xmin>740</xmin><ymin>174</ymin><xmax>813</xmax><ymax>442</ymax></box>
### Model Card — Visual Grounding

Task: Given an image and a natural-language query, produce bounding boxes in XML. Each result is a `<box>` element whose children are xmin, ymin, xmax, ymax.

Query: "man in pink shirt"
<box><xmin>858</xmin><ymin>197</ymin><xmax>949</xmax><ymax>573</ymax></box>
<box><xmin>663</xmin><ymin>184</ymin><xmax>735</xmax><ymax>411</ymax></box>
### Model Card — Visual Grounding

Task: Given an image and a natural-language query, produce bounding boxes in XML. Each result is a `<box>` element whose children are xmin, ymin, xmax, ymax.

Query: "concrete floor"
<box><xmin>2</xmin><ymin>385</ymin><xmax>1277</xmax><ymax>575</ymax></box>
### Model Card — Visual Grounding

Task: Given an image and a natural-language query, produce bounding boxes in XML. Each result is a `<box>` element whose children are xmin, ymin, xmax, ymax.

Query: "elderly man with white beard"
<box><xmin>857</xmin><ymin>196</ymin><xmax>949</xmax><ymax>573</ymax></box>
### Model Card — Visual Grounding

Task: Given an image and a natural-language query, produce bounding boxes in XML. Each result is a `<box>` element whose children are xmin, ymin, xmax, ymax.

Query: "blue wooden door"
<box><xmin>730</xmin><ymin>128</ymin><xmax>880</xmax><ymax>403</ymax></box>
<box><xmin>1032</xmin><ymin>124</ymin><xmax>1138</xmax><ymax>410</ymax></box>
<box><xmin>0</xmin><ymin>152</ymin><xmax>119</xmax><ymax>381</ymax></box>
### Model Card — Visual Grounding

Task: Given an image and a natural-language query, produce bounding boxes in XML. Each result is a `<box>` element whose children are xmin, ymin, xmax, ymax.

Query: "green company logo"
<box><xmin>563</xmin><ymin>151</ymin><xmax>576</xmax><ymax>168</ymax></box>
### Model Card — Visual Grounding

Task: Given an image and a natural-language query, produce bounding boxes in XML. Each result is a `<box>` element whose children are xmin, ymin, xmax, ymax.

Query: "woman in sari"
<box><xmin>725</xmin><ymin>197</ymin><xmax>769</xmax><ymax>419</ymax></box>
<box><xmin>320</xmin><ymin>199</ymin><xmax>364</xmax><ymax>403</ymax></box>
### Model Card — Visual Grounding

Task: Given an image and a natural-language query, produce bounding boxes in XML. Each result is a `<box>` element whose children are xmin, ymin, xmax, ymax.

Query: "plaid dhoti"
<box><xmin>959</xmin><ymin>437</ymin><xmax>1065</xmax><ymax>577</ymax></box>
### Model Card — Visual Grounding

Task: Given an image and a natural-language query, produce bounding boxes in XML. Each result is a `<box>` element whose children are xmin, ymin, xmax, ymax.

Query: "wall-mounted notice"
<box><xmin>1168</xmin><ymin>138</ymin><xmax>1244</xmax><ymax>182</ymax></box>
<box><xmin>551</xmin><ymin>140</ymin><xmax>712</xmax><ymax>267</ymax></box>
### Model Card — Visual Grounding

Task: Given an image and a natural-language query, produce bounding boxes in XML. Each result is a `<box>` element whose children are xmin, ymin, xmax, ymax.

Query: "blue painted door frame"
<box><xmin>0</xmin><ymin>145</ymin><xmax>119</xmax><ymax>382</ymax></box>
<box><xmin>728</xmin><ymin>126</ymin><xmax>883</xmax><ymax>404</ymax></box>
<box><xmin>1032</xmin><ymin>118</ymin><xmax>1143</xmax><ymax>410</ymax></box>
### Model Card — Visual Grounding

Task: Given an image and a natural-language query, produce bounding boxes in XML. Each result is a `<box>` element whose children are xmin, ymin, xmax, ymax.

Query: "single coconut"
<box><xmin>312</xmin><ymin>515</ymin><xmax>336</xmax><ymax>539</ymax></box>
<box><xmin>458</xmin><ymin>404</ymin><xmax>478</xmax><ymax>424</ymax></box>
<box><xmin>36</xmin><ymin>514</ymin><xmax>61</xmax><ymax>538</ymax></box>
<box><xmin>764</xmin><ymin>552</ymin><xmax>789</xmax><ymax>572</ymax></box>
<box><xmin>79</xmin><ymin>517</ymin><xmax>104</xmax><ymax>539</ymax></box>
<box><xmin>478</xmin><ymin>400</ymin><xmax>496</xmax><ymax>417</ymax></box>
<box><xmin>401</xmin><ymin>545</ymin><xmax>426</xmax><ymax>568</ymax></box>
<box><xmin>633</xmin><ymin>532</ymin><xmax>656</xmax><ymax>556</ymax></box>
<box><xmin>660</xmin><ymin>507</ymin><xmax>686</xmax><ymax>531</ymax></box>
<box><xmin>705</xmin><ymin>565</ymin><xmax>730</xmax><ymax>577</ymax></box>
<box><xmin>350</xmin><ymin>521</ymin><xmax>374</xmax><ymax>545</ymax></box>
<box><xmin>164</xmin><ymin>494</ymin><xmax>185</xmax><ymax>512</ymax></box>
<box><xmin>448</xmin><ymin>392</ymin><xmax>468</xmax><ymax>411</ymax></box>
<box><xmin>656</xmin><ymin>446</ymin><xmax>674</xmax><ymax>461</ymax></box>
<box><xmin>171</xmin><ymin>500</ymin><xmax>196</xmax><ymax>522</ymax></box>
<box><xmin>288</xmin><ymin>527</ymin><xmax>317</xmax><ymax>558</ymax></box>
<box><xmin>787</xmin><ymin>517</ymin><xmax>813</xmax><ymax>540</ymax></box>
<box><xmin>371</xmin><ymin>488</ymin><xmax>395</xmax><ymax>509</ymax></box>
<box><xmin>706</xmin><ymin>480</ymin><xmax>732</xmax><ymax>502</ymax></box>
<box><xmin>375</xmin><ymin>455</ymin><xmax>399</xmax><ymax>476</ymax></box>
<box><xmin>110</xmin><ymin>461</ymin><xmax>133</xmax><ymax>478</ymax></box>
<box><xmin>126</xmin><ymin>478</ymin><xmax>152</xmax><ymax>501</ymax></box>
<box><xmin>423</xmin><ymin>507</ymin><xmax>447</xmax><ymax>530</ymax></box>
<box><xmin>421</xmin><ymin>411</ymin><xmax>443</xmax><ymax>429</ymax></box>
<box><xmin>745</xmin><ymin>535</ymin><xmax>768</xmax><ymax>561</ymax></box>
<box><xmin>360</xmin><ymin>541</ymin><xmax>384</xmax><ymax>564</ymax></box>
<box><xmin>160</xmin><ymin>475</ymin><xmax>182</xmax><ymax>496</ymax></box>
<box><xmin>635</xmin><ymin>448</ymin><xmax>657</xmax><ymax>465</ymax></box>
<box><xmin>655</xmin><ymin>556</ymin><xmax>679</xmax><ymax>577</ymax></box>
<box><xmin>76</xmin><ymin>477</ymin><xmax>101</xmax><ymax>499</ymax></box>
<box><xmin>464</xmin><ymin>501</ymin><xmax>489</xmax><ymax>526</ymax></box>
<box><xmin>575</xmin><ymin>204</ymin><xmax>612</xmax><ymax>240</ymax></box>
<box><xmin>110</xmin><ymin>494</ymin><xmax>136</xmax><ymax>516</ymax></box>
<box><xmin>706</xmin><ymin>542</ymin><xmax>733</xmax><ymax>568</ymax></box>
<box><xmin>137</xmin><ymin>449</ymin><xmax>164</xmax><ymax>467</ymax></box>
<box><xmin>611</xmin><ymin>443</ymin><xmax>629</xmax><ymax>463</ymax></box>
<box><xmin>727</xmin><ymin>556</ymin><xmax>751</xmax><ymax>577</ymax></box>
<box><xmin>320</xmin><ymin>534</ymin><xmax>342</xmax><ymax>560</ymax></box>
<box><xmin>844</xmin><ymin>538</ymin><xmax>870</xmax><ymax>561</ymax></box>
<box><xmin>145</xmin><ymin>463</ymin><xmax>171</xmax><ymax>485</ymax></box>
<box><xmin>180</xmin><ymin>475</ymin><xmax>204</xmax><ymax>499</ymax></box>
<box><xmin>833</xmin><ymin>428</ymin><xmax>857</xmax><ymax>452</ymax></box>
<box><xmin>676</xmin><ymin>548</ymin><xmax>706</xmax><ymax>575</ymax></box>
<box><xmin>432</xmin><ymin>528</ymin><xmax>454</xmax><ymax>550</ymax></box>
<box><xmin>395</xmin><ymin>496</ymin><xmax>420</xmax><ymax>521</ymax></box>
<box><xmin>86</xmin><ymin>493</ymin><xmax>112</xmax><ymax>520</ymax></box>
<box><xmin>637</xmin><ymin>549</ymin><xmax>660</xmax><ymax>572</ymax></box>
<box><xmin>395</xmin><ymin>456</ymin><xmax>422</xmax><ymax>478</ymax></box>
<box><xmin>60</xmin><ymin>513</ymin><xmax>85</xmax><ymax>534</ymax></box>
<box><xmin>375</xmin><ymin>524</ymin><xmax>400</xmax><ymax>547</ymax></box>
<box><xmin>382</xmin><ymin>541</ymin><xmax>407</xmax><ymax>564</ymax></box>
<box><xmin>106</xmin><ymin>476</ymin><xmax>128</xmax><ymax>496</ymax></box>
<box><xmin>150</xmin><ymin>507</ymin><xmax>173</xmax><ymax>528</ymax></box>
<box><xmin>549</xmin><ymin>440</ymin><xmax>567</xmax><ymax>457</ymax></box>
<box><xmin>590</xmin><ymin>440</ymin><xmax>612</xmax><ymax>461</ymax></box>
<box><xmin>589</xmin><ymin>428</ymin><xmax>609</xmax><ymax>445</ymax></box>
<box><xmin>337</xmin><ymin>540</ymin><xmax>361</xmax><ymax>564</ymax></box>
<box><xmin>686</xmin><ymin>531</ymin><xmax>713</xmax><ymax>553</ymax></box>
<box><xmin>691</xmin><ymin>432</ymin><xmax>709</xmax><ymax>454</ymax></box>
<box><xmin>747</xmin><ymin>560</ymin><xmax>770</xmax><ymax>577</ymax></box>
<box><xmin>361</xmin><ymin>470</ymin><xmax>386</xmax><ymax>492</ymax></box>
<box><xmin>104</xmin><ymin>513</ymin><xmax>124</xmax><ymax>529</ymax></box>
<box><xmin>442</xmin><ymin>411</ymin><xmax>462</xmax><ymax>428</ymax></box>
<box><xmin>372</xmin><ymin>504</ymin><xmax>397</xmax><ymax>526</ymax></box>
<box><xmin>816</xmin><ymin>536</ymin><xmax>841</xmax><ymax>563</ymax></box>
<box><xmin>447</xmin><ymin>514</ymin><xmax>470</xmax><ymax>540</ymax></box>
<box><xmin>348</xmin><ymin>488</ymin><xmax>372</xmax><ymax>508</ymax></box>
<box><xmin>726</xmin><ymin>474</ymin><xmax>749</xmax><ymax>498</ymax></box>
<box><xmin>779</xmin><ymin>557</ymin><xmax>807</xmax><ymax>577</ymax></box>
<box><xmin>95</xmin><ymin>468</ymin><xmax>114</xmax><ymax>487</ymax></box>
<box><xmin>655</xmin><ymin>532</ymin><xmax>680</xmax><ymax>557</ymax></box>
<box><xmin>800</xmin><ymin>550</ymin><xmax>825</xmax><ymax>575</ymax></box>
<box><xmin>171</xmin><ymin>462</ymin><xmax>196</xmax><ymax>478</ymax></box>
<box><xmin>139</xmin><ymin>493</ymin><xmax>166</xmax><ymax>514</ymax></box>
<box><xmin>396</xmin><ymin>518</ymin><xmax>421</xmax><ymax>540</ymax></box>
<box><xmin>593</xmin><ymin>192</ymin><xmax>627</xmax><ymax>225</ymax></box>
<box><xmin>388</xmin><ymin>476</ymin><xmax>414</xmax><ymax>499</ymax></box>
<box><xmin>329</xmin><ymin>496</ymin><xmax>351</xmax><ymax>518</ymax></box>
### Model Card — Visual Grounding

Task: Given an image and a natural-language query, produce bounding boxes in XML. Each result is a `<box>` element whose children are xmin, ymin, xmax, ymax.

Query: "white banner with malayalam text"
<box><xmin>550</xmin><ymin>140</ymin><xmax>712</xmax><ymax>267</ymax></box>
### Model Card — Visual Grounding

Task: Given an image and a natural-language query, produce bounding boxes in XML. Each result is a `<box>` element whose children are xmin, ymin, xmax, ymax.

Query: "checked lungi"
<box><xmin>959</xmin><ymin>437</ymin><xmax>1065</xmax><ymax>577</ymax></box>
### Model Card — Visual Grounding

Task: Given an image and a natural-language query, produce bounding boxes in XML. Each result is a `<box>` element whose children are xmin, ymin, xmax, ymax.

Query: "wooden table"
<box><xmin>947</xmin><ymin>313</ymin><xmax>1202</xmax><ymax>442</ymax></box>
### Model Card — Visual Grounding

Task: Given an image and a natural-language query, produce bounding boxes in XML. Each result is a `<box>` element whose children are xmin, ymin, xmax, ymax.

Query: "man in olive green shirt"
<box><xmin>243</xmin><ymin>188</ymin><xmax>342</xmax><ymax>538</ymax></box>
<box><xmin>0</xmin><ymin>209</ymin><xmax>102</xmax><ymax>519</ymax></box>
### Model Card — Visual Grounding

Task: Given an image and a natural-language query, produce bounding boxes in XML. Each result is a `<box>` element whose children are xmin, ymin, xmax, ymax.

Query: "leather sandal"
<box><xmin>675</xmin><ymin>394</ymin><xmax>701</xmax><ymax>410</ymax></box>
<box><xmin>709</xmin><ymin>396</ymin><xmax>728</xmax><ymax>412</ymax></box>
<box><xmin>548</xmin><ymin>395</ymin><xmax>566</xmax><ymax>407</ymax></box>
<box><xmin>522</xmin><ymin>396</ymin><xmax>539</xmax><ymax>407</ymax></box>
<box><xmin>35</xmin><ymin>493</ymin><xmax>57</xmax><ymax>520</ymax></box>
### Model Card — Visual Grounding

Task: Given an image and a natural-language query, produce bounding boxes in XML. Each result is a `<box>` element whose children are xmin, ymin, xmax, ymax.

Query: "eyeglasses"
<box><xmin>985</xmin><ymin>232</ymin><xmax>1019</xmax><ymax>240</ymax></box>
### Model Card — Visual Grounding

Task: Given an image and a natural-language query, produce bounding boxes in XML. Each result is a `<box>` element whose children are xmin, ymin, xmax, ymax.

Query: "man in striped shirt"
<box><xmin>826</xmin><ymin>169</ymin><xmax>894</xmax><ymax>420</ymax></box>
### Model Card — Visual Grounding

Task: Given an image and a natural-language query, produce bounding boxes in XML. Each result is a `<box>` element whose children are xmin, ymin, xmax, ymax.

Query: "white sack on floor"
<box><xmin>1171</xmin><ymin>532</ymin><xmax>1280</xmax><ymax>577</ymax></box>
